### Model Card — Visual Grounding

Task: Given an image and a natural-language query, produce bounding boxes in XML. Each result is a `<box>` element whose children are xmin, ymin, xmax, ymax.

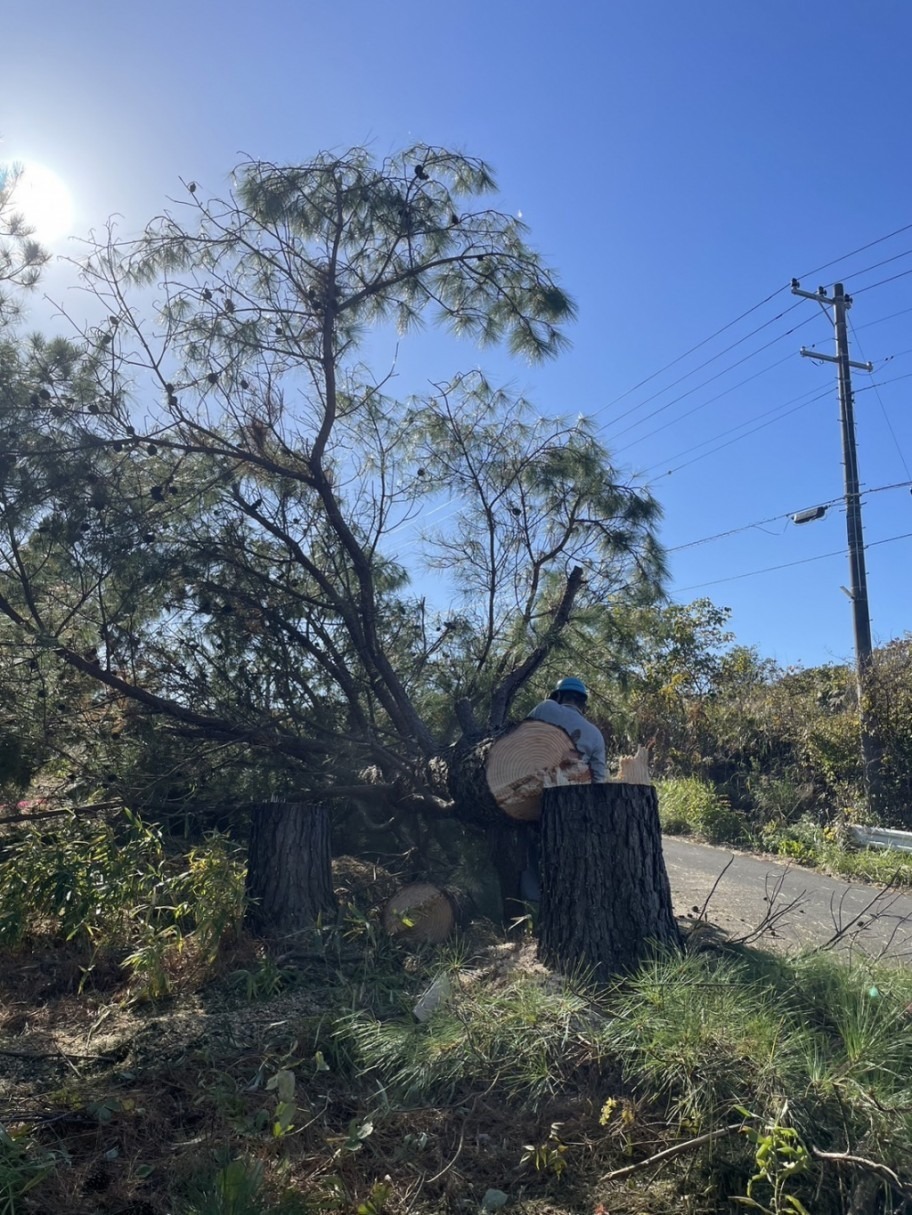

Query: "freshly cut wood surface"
<box><xmin>486</xmin><ymin>720</ymin><xmax>591</xmax><ymax>822</ymax></box>
<box><xmin>382</xmin><ymin>881</ymin><xmax>455</xmax><ymax>943</ymax></box>
<box><xmin>613</xmin><ymin>744</ymin><xmax>652</xmax><ymax>785</ymax></box>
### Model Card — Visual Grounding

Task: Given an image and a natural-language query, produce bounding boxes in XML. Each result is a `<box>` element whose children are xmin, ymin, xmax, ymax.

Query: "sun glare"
<box><xmin>5</xmin><ymin>161</ymin><xmax>74</xmax><ymax>245</ymax></box>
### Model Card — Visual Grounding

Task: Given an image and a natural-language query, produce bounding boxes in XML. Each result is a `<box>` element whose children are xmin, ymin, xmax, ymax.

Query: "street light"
<box><xmin>791</xmin><ymin>505</ymin><xmax>828</xmax><ymax>525</ymax></box>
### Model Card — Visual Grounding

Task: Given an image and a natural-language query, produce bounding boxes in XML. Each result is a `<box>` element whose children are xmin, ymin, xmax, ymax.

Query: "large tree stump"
<box><xmin>537</xmin><ymin>783</ymin><xmax>680</xmax><ymax>978</ymax></box>
<box><xmin>246</xmin><ymin>800</ymin><xmax>337</xmax><ymax>937</ymax></box>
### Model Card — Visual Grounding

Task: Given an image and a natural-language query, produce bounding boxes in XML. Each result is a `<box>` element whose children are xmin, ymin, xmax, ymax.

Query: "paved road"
<box><xmin>662</xmin><ymin>837</ymin><xmax>912</xmax><ymax>961</ymax></box>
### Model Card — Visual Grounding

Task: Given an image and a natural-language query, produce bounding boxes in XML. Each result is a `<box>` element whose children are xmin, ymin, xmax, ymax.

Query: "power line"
<box><xmin>856</xmin><ymin>369</ymin><xmax>912</xmax><ymax>393</ymax></box>
<box><xmin>615</xmin><ymin>349</ymin><xmax>795</xmax><ymax>454</ymax></box>
<box><xmin>852</xmin><ymin>304</ymin><xmax>912</xmax><ymax>334</ymax></box>
<box><xmin>645</xmin><ymin>387</ymin><xmax>833</xmax><ymax>479</ymax></box>
<box><xmin>643</xmin><ymin>382</ymin><xmax>830</xmax><ymax>473</ymax></box>
<box><xmin>614</xmin><ymin>351</ymin><xmax>794</xmax><ymax>453</ymax></box>
<box><xmin>797</xmin><ymin>219</ymin><xmax>912</xmax><ymax>281</ymax></box>
<box><xmin>849</xmin><ymin>318</ymin><xmax>912</xmax><ymax>482</ymax></box>
<box><xmin>596</xmin><ymin>219</ymin><xmax>912</xmax><ymax>439</ymax></box>
<box><xmin>595</xmin><ymin>285</ymin><xmax>790</xmax><ymax>416</ymax></box>
<box><xmin>598</xmin><ymin>301</ymin><xmax>803</xmax><ymax>432</ymax></box>
<box><xmin>603</xmin><ymin>310</ymin><xmax>818</xmax><ymax>441</ymax></box>
<box><xmin>641</xmin><ymin>354</ymin><xmax>912</xmax><ymax>481</ymax></box>
<box><xmin>666</xmin><ymin>480</ymin><xmax>912</xmax><ymax>554</ymax></box>
<box><xmin>602</xmin><ymin>259</ymin><xmax>910</xmax><ymax>444</ymax></box>
<box><xmin>841</xmin><ymin>246</ymin><xmax>912</xmax><ymax>285</ymax></box>
<box><xmin>673</xmin><ymin>530</ymin><xmax>912</xmax><ymax>594</ymax></box>
<box><xmin>852</xmin><ymin>266</ymin><xmax>912</xmax><ymax>295</ymax></box>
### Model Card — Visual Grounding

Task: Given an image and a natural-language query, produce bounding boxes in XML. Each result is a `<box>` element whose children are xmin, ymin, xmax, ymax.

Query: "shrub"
<box><xmin>656</xmin><ymin>777</ymin><xmax>746</xmax><ymax>844</ymax></box>
<box><xmin>0</xmin><ymin>810</ymin><xmax>246</xmax><ymax>995</ymax></box>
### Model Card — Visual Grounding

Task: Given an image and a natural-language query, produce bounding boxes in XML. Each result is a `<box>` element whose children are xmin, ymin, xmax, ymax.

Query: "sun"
<box><xmin>4</xmin><ymin>161</ymin><xmax>74</xmax><ymax>246</ymax></box>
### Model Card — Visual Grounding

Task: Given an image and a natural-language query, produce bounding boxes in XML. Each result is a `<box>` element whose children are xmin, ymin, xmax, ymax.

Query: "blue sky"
<box><xmin>4</xmin><ymin>0</ymin><xmax>912</xmax><ymax>669</ymax></box>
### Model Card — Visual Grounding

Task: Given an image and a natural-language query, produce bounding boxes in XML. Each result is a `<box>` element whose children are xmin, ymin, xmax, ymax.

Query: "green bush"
<box><xmin>0</xmin><ymin>810</ymin><xmax>166</xmax><ymax>948</ymax></box>
<box><xmin>0</xmin><ymin>811</ymin><xmax>246</xmax><ymax>995</ymax></box>
<box><xmin>656</xmin><ymin>777</ymin><xmax>746</xmax><ymax>844</ymax></box>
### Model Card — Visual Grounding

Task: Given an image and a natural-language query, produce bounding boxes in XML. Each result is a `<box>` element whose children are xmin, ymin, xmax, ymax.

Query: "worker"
<box><xmin>527</xmin><ymin>676</ymin><xmax>607</xmax><ymax>783</ymax></box>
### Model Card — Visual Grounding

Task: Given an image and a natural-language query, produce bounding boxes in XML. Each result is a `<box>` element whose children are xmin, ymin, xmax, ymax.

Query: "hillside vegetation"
<box><xmin>2</xmin><ymin>815</ymin><xmax>912</xmax><ymax>1215</ymax></box>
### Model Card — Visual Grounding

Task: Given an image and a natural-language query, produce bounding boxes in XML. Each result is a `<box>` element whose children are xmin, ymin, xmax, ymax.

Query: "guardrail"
<box><xmin>848</xmin><ymin>824</ymin><xmax>912</xmax><ymax>853</ymax></box>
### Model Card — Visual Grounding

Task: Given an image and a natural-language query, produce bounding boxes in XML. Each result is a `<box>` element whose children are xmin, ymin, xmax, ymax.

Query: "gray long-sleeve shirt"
<box><xmin>526</xmin><ymin>700</ymin><xmax>607</xmax><ymax>783</ymax></box>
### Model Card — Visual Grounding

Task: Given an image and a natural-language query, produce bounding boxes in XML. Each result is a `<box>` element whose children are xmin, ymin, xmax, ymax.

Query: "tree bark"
<box><xmin>537</xmin><ymin>783</ymin><xmax>680</xmax><ymax>978</ymax></box>
<box><xmin>447</xmin><ymin>731</ymin><xmax>504</xmax><ymax>826</ymax></box>
<box><xmin>245</xmin><ymin>800</ymin><xmax>337</xmax><ymax>937</ymax></box>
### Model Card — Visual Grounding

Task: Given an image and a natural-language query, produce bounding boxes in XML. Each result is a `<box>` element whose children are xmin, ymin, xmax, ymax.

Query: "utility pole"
<box><xmin>791</xmin><ymin>279</ymin><xmax>884</xmax><ymax>817</ymax></box>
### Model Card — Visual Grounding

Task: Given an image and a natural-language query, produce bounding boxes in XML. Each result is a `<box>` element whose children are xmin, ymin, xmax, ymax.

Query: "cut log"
<box><xmin>246</xmin><ymin>800</ymin><xmax>337</xmax><ymax>938</ymax></box>
<box><xmin>382</xmin><ymin>882</ymin><xmax>455</xmax><ymax>944</ymax></box>
<box><xmin>486</xmin><ymin>720</ymin><xmax>592</xmax><ymax>821</ymax></box>
<box><xmin>537</xmin><ymin>783</ymin><xmax>680</xmax><ymax>978</ymax></box>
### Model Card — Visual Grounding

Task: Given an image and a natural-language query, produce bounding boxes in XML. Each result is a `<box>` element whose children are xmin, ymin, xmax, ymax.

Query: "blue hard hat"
<box><xmin>553</xmin><ymin>676</ymin><xmax>588</xmax><ymax>699</ymax></box>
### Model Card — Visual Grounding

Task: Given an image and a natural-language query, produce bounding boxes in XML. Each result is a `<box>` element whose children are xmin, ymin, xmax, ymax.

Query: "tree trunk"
<box><xmin>537</xmin><ymin>783</ymin><xmax>680</xmax><ymax>978</ymax></box>
<box><xmin>382</xmin><ymin>882</ymin><xmax>455</xmax><ymax>943</ymax></box>
<box><xmin>447</xmin><ymin>731</ymin><xmax>504</xmax><ymax>825</ymax></box>
<box><xmin>486</xmin><ymin>721</ymin><xmax>591</xmax><ymax>820</ymax></box>
<box><xmin>245</xmin><ymin>800</ymin><xmax>337</xmax><ymax>937</ymax></box>
<box><xmin>448</xmin><ymin>721</ymin><xmax>589</xmax><ymax>825</ymax></box>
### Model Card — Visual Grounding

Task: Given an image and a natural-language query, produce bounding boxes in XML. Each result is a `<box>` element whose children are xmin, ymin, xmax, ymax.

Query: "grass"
<box><xmin>5</xmin><ymin>812</ymin><xmax>912</xmax><ymax>1213</ymax></box>
<box><xmin>335</xmin><ymin>962</ymin><xmax>599</xmax><ymax>1107</ymax></box>
<box><xmin>599</xmin><ymin>951</ymin><xmax>814</xmax><ymax>1130</ymax></box>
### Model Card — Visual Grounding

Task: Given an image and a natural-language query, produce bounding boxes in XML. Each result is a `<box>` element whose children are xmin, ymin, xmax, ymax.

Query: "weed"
<box><xmin>355</xmin><ymin>1177</ymin><xmax>392</xmax><ymax>1215</ymax></box>
<box><xmin>521</xmin><ymin>1121</ymin><xmax>569</xmax><ymax>1180</ymax></box>
<box><xmin>181</xmin><ymin>1157</ymin><xmax>265</xmax><ymax>1215</ymax></box>
<box><xmin>264</xmin><ymin>1068</ymin><xmax>297</xmax><ymax>1139</ymax></box>
<box><xmin>734</xmin><ymin>1105</ymin><xmax>811</xmax><ymax>1215</ymax></box>
<box><xmin>230</xmin><ymin>956</ymin><xmax>298</xmax><ymax>1002</ymax></box>
<box><xmin>0</xmin><ymin>1126</ymin><xmax>62</xmax><ymax>1214</ymax></box>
